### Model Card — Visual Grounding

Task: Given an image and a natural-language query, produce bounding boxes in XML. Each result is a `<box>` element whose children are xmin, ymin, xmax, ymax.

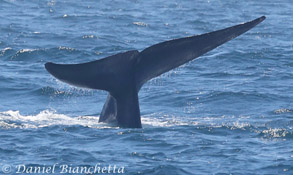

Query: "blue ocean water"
<box><xmin>0</xmin><ymin>0</ymin><xmax>292</xmax><ymax>174</ymax></box>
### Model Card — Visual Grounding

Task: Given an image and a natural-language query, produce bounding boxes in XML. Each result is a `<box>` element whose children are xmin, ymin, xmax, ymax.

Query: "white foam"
<box><xmin>274</xmin><ymin>108</ymin><xmax>292</xmax><ymax>114</ymax></box>
<box><xmin>0</xmin><ymin>111</ymin><xmax>290</xmax><ymax>138</ymax></box>
<box><xmin>0</xmin><ymin>47</ymin><xmax>12</xmax><ymax>56</ymax></box>
<box><xmin>0</xmin><ymin>111</ymin><xmax>247</xmax><ymax>129</ymax></box>
<box><xmin>2</xmin><ymin>47</ymin><xmax>12</xmax><ymax>52</ymax></box>
<box><xmin>82</xmin><ymin>35</ymin><xmax>95</xmax><ymax>39</ymax></box>
<box><xmin>133</xmin><ymin>22</ymin><xmax>148</xmax><ymax>27</ymax></box>
<box><xmin>18</xmin><ymin>49</ymin><xmax>36</xmax><ymax>53</ymax></box>
<box><xmin>0</xmin><ymin>110</ymin><xmax>112</xmax><ymax>129</ymax></box>
<box><xmin>0</xmin><ymin>110</ymin><xmax>196</xmax><ymax>129</ymax></box>
<box><xmin>261</xmin><ymin>128</ymin><xmax>289</xmax><ymax>138</ymax></box>
<box><xmin>58</xmin><ymin>46</ymin><xmax>75</xmax><ymax>51</ymax></box>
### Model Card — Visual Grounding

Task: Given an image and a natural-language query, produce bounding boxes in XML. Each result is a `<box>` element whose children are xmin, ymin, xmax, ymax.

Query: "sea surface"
<box><xmin>0</xmin><ymin>0</ymin><xmax>292</xmax><ymax>174</ymax></box>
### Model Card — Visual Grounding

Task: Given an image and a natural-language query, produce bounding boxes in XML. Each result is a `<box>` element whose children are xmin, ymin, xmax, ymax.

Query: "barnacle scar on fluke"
<box><xmin>45</xmin><ymin>16</ymin><xmax>266</xmax><ymax>128</ymax></box>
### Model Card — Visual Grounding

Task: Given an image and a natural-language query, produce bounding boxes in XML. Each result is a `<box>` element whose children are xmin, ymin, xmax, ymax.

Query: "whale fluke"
<box><xmin>45</xmin><ymin>16</ymin><xmax>265</xmax><ymax>128</ymax></box>
<box><xmin>45</xmin><ymin>50</ymin><xmax>139</xmax><ymax>91</ymax></box>
<box><xmin>135</xmin><ymin>16</ymin><xmax>266</xmax><ymax>87</ymax></box>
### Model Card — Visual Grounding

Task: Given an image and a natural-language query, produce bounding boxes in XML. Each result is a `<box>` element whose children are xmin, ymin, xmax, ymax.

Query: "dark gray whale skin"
<box><xmin>45</xmin><ymin>16</ymin><xmax>265</xmax><ymax>128</ymax></box>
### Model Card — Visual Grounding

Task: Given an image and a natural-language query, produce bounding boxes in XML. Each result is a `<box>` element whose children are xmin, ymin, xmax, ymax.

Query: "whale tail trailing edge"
<box><xmin>45</xmin><ymin>50</ymin><xmax>139</xmax><ymax>92</ymax></box>
<box><xmin>45</xmin><ymin>16</ymin><xmax>265</xmax><ymax>128</ymax></box>
<box><xmin>135</xmin><ymin>16</ymin><xmax>266</xmax><ymax>87</ymax></box>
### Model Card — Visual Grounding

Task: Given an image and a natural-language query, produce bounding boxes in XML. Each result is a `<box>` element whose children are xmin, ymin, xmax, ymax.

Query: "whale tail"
<box><xmin>45</xmin><ymin>16</ymin><xmax>265</xmax><ymax>128</ymax></box>
<box><xmin>45</xmin><ymin>50</ymin><xmax>139</xmax><ymax>92</ymax></box>
<box><xmin>45</xmin><ymin>50</ymin><xmax>143</xmax><ymax>127</ymax></box>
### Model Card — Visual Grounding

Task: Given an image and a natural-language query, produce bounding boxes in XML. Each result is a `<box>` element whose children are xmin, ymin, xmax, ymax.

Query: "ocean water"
<box><xmin>0</xmin><ymin>0</ymin><xmax>292</xmax><ymax>174</ymax></box>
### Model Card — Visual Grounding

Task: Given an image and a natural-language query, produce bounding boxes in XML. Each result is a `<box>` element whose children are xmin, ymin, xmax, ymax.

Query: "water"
<box><xmin>0</xmin><ymin>0</ymin><xmax>292</xmax><ymax>174</ymax></box>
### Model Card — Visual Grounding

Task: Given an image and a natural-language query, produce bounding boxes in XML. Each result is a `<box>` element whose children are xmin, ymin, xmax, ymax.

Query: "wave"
<box><xmin>0</xmin><ymin>47</ymin><xmax>85</xmax><ymax>62</ymax></box>
<box><xmin>0</xmin><ymin>110</ymin><xmax>190</xmax><ymax>129</ymax></box>
<box><xmin>0</xmin><ymin>47</ymin><xmax>14</xmax><ymax>57</ymax></box>
<box><xmin>0</xmin><ymin>110</ymin><xmax>105</xmax><ymax>129</ymax></box>
<box><xmin>274</xmin><ymin>108</ymin><xmax>293</xmax><ymax>114</ymax></box>
<box><xmin>0</xmin><ymin>110</ymin><xmax>291</xmax><ymax>139</ymax></box>
<box><xmin>133</xmin><ymin>21</ymin><xmax>148</xmax><ymax>27</ymax></box>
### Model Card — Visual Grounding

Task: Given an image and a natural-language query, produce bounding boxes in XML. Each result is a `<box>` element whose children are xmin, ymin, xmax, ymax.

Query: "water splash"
<box><xmin>0</xmin><ymin>110</ymin><xmax>107</xmax><ymax>129</ymax></box>
<box><xmin>0</xmin><ymin>110</ymin><xmax>291</xmax><ymax>139</ymax></box>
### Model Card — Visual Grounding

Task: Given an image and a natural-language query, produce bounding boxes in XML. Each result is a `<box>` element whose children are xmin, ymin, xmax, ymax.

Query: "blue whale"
<box><xmin>45</xmin><ymin>16</ymin><xmax>265</xmax><ymax>128</ymax></box>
